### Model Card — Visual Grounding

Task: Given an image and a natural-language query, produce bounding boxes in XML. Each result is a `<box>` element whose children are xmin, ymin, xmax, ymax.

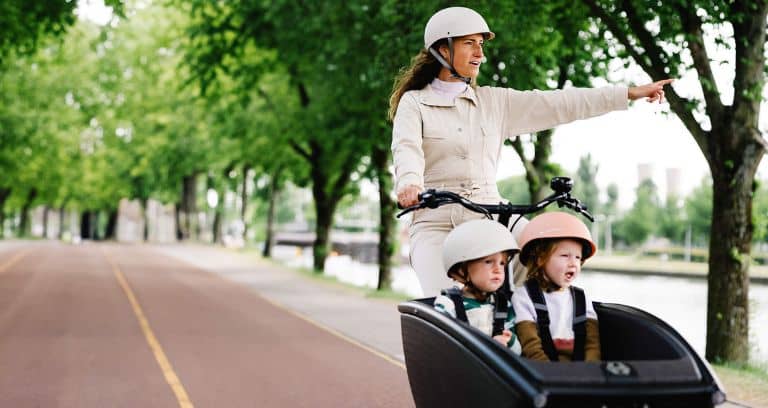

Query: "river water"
<box><xmin>272</xmin><ymin>245</ymin><xmax>768</xmax><ymax>364</ymax></box>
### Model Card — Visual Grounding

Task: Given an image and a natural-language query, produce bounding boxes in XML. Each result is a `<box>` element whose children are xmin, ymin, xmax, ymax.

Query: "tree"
<box><xmin>615</xmin><ymin>179</ymin><xmax>661</xmax><ymax>246</ymax></box>
<box><xmin>659</xmin><ymin>196</ymin><xmax>687</xmax><ymax>244</ymax></box>
<box><xmin>497</xmin><ymin>175</ymin><xmax>532</xmax><ymax>205</ymax></box>
<box><xmin>582</xmin><ymin>0</ymin><xmax>766</xmax><ymax>362</ymax></box>
<box><xmin>572</xmin><ymin>154</ymin><xmax>601</xmax><ymax>215</ymax></box>
<box><xmin>180</xmin><ymin>1</ymin><xmax>371</xmax><ymax>271</ymax></box>
<box><xmin>603</xmin><ymin>183</ymin><xmax>620</xmax><ymax>217</ymax></box>
<box><xmin>0</xmin><ymin>1</ymin><xmax>124</xmax><ymax>66</ymax></box>
<box><xmin>685</xmin><ymin>177</ymin><xmax>714</xmax><ymax>247</ymax></box>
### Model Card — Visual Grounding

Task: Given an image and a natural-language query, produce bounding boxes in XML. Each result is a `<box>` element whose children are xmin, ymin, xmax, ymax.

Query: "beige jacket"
<box><xmin>391</xmin><ymin>84</ymin><xmax>628</xmax><ymax>203</ymax></box>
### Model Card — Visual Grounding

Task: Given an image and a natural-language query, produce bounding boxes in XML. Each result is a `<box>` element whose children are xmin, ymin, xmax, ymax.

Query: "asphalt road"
<box><xmin>0</xmin><ymin>241</ymin><xmax>413</xmax><ymax>408</ymax></box>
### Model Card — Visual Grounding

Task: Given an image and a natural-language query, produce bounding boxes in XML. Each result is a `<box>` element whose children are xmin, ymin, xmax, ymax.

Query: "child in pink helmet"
<box><xmin>512</xmin><ymin>212</ymin><xmax>601</xmax><ymax>362</ymax></box>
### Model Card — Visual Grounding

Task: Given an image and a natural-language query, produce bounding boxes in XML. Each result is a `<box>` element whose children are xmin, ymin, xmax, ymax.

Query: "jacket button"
<box><xmin>458</xmin><ymin>127</ymin><xmax>462</xmax><ymax>132</ymax></box>
<box><xmin>460</xmin><ymin>183</ymin><xmax>465</xmax><ymax>187</ymax></box>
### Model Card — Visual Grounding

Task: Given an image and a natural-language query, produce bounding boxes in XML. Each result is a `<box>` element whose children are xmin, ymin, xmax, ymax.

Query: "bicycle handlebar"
<box><xmin>396</xmin><ymin>177</ymin><xmax>594</xmax><ymax>223</ymax></box>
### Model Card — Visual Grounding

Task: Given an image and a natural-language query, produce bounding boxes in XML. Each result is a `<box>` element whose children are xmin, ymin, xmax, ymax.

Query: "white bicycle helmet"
<box><xmin>423</xmin><ymin>7</ymin><xmax>495</xmax><ymax>49</ymax></box>
<box><xmin>442</xmin><ymin>219</ymin><xmax>518</xmax><ymax>277</ymax></box>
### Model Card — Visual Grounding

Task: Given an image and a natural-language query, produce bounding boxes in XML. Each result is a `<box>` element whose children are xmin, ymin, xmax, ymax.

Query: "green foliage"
<box><xmin>753</xmin><ymin>181</ymin><xmax>768</xmax><ymax>243</ymax></box>
<box><xmin>684</xmin><ymin>177</ymin><xmax>713</xmax><ymax>246</ymax></box>
<box><xmin>497</xmin><ymin>175</ymin><xmax>531</xmax><ymax>205</ymax></box>
<box><xmin>0</xmin><ymin>1</ymin><xmax>124</xmax><ymax>67</ymax></box>
<box><xmin>658</xmin><ymin>196</ymin><xmax>687</xmax><ymax>244</ymax></box>
<box><xmin>572</xmin><ymin>154</ymin><xmax>601</xmax><ymax>215</ymax></box>
<box><xmin>603</xmin><ymin>183</ymin><xmax>620</xmax><ymax>217</ymax></box>
<box><xmin>614</xmin><ymin>179</ymin><xmax>661</xmax><ymax>245</ymax></box>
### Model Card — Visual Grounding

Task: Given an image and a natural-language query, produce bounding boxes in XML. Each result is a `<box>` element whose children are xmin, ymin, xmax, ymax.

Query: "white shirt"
<box><xmin>512</xmin><ymin>286</ymin><xmax>597</xmax><ymax>343</ymax></box>
<box><xmin>429</xmin><ymin>78</ymin><xmax>468</xmax><ymax>100</ymax></box>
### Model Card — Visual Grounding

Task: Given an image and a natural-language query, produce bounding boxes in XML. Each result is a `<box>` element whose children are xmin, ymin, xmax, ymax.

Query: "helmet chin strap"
<box><xmin>428</xmin><ymin>37</ymin><xmax>471</xmax><ymax>84</ymax></box>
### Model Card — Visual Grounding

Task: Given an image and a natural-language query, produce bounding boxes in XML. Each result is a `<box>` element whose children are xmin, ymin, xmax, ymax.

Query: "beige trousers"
<box><xmin>408</xmin><ymin>204</ymin><xmax>529</xmax><ymax>297</ymax></box>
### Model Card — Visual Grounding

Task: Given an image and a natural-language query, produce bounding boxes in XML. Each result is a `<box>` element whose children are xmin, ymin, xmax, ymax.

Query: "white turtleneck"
<box><xmin>430</xmin><ymin>78</ymin><xmax>468</xmax><ymax>100</ymax></box>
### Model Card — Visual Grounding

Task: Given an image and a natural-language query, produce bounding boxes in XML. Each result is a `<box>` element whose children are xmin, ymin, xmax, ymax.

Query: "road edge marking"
<box><xmin>258</xmin><ymin>293</ymin><xmax>407</xmax><ymax>370</ymax></box>
<box><xmin>101</xmin><ymin>247</ymin><xmax>195</xmax><ymax>408</ymax></box>
<box><xmin>0</xmin><ymin>250</ymin><xmax>30</xmax><ymax>274</ymax></box>
<box><xmin>145</xmin><ymin>246</ymin><xmax>407</xmax><ymax>370</ymax></box>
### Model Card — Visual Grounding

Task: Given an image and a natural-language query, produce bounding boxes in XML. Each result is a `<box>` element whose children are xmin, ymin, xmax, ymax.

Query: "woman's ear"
<box><xmin>438</xmin><ymin>44</ymin><xmax>450</xmax><ymax>61</ymax></box>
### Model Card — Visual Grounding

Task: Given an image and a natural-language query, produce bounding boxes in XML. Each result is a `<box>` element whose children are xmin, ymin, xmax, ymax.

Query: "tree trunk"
<box><xmin>705</xmin><ymin>125</ymin><xmax>763</xmax><ymax>363</ymax></box>
<box><xmin>140</xmin><ymin>198</ymin><xmax>149</xmax><ymax>241</ymax></box>
<box><xmin>175</xmin><ymin>204</ymin><xmax>183</xmax><ymax>241</ymax></box>
<box><xmin>211</xmin><ymin>168</ymin><xmax>230</xmax><ymax>245</ymax></box>
<box><xmin>373</xmin><ymin>144</ymin><xmax>395</xmax><ymax>291</ymax></box>
<box><xmin>0</xmin><ymin>188</ymin><xmax>9</xmax><ymax>239</ymax></box>
<box><xmin>241</xmin><ymin>164</ymin><xmax>250</xmax><ymax>244</ymax></box>
<box><xmin>177</xmin><ymin>174</ymin><xmax>198</xmax><ymax>241</ymax></box>
<box><xmin>212</xmin><ymin>192</ymin><xmax>224</xmax><ymax>244</ymax></box>
<box><xmin>262</xmin><ymin>168</ymin><xmax>282</xmax><ymax>258</ymax></box>
<box><xmin>104</xmin><ymin>208</ymin><xmax>118</xmax><ymax>240</ymax></box>
<box><xmin>80</xmin><ymin>210</ymin><xmax>94</xmax><ymax>240</ymax></box>
<box><xmin>312</xmin><ymin>183</ymin><xmax>334</xmax><ymax>272</ymax></box>
<box><xmin>42</xmin><ymin>206</ymin><xmax>49</xmax><ymax>238</ymax></box>
<box><xmin>58</xmin><ymin>205</ymin><xmax>66</xmax><ymax>240</ymax></box>
<box><xmin>18</xmin><ymin>188</ymin><xmax>37</xmax><ymax>238</ymax></box>
<box><xmin>511</xmin><ymin>129</ymin><xmax>554</xmax><ymax>205</ymax></box>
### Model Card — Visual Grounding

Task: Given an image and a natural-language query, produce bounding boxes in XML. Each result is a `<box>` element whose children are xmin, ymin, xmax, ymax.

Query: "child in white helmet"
<box><xmin>512</xmin><ymin>212</ymin><xmax>601</xmax><ymax>362</ymax></box>
<box><xmin>434</xmin><ymin>219</ymin><xmax>521</xmax><ymax>353</ymax></box>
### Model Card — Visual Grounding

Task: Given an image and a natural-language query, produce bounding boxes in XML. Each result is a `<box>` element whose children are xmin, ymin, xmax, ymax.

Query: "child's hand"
<box><xmin>493</xmin><ymin>329</ymin><xmax>512</xmax><ymax>346</ymax></box>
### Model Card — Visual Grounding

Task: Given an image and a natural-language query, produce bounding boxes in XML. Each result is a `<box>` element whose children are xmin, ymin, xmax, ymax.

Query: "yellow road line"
<box><xmin>102</xmin><ymin>248</ymin><xmax>194</xmax><ymax>408</ymax></box>
<box><xmin>0</xmin><ymin>250</ymin><xmax>30</xmax><ymax>274</ymax></box>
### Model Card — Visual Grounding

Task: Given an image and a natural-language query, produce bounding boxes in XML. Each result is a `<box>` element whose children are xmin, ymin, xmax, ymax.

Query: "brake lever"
<box><xmin>396</xmin><ymin>204</ymin><xmax>421</xmax><ymax>218</ymax></box>
<box><xmin>557</xmin><ymin>197</ymin><xmax>595</xmax><ymax>222</ymax></box>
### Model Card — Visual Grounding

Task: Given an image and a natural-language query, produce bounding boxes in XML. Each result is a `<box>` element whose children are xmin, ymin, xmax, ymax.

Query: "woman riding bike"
<box><xmin>389</xmin><ymin>6</ymin><xmax>672</xmax><ymax>296</ymax></box>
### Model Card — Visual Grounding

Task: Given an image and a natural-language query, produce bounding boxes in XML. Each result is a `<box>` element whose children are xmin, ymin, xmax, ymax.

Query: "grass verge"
<box><xmin>713</xmin><ymin>362</ymin><xmax>768</xmax><ymax>406</ymax></box>
<box><xmin>239</xmin><ymin>247</ymin><xmax>413</xmax><ymax>302</ymax></box>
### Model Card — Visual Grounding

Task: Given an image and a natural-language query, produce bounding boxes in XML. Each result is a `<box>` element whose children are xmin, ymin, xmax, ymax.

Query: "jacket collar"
<box><xmin>418</xmin><ymin>83</ymin><xmax>479</xmax><ymax>107</ymax></box>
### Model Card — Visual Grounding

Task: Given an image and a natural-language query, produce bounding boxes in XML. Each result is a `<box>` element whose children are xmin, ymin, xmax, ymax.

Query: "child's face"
<box><xmin>543</xmin><ymin>239</ymin><xmax>583</xmax><ymax>288</ymax></box>
<box><xmin>466</xmin><ymin>252</ymin><xmax>507</xmax><ymax>293</ymax></box>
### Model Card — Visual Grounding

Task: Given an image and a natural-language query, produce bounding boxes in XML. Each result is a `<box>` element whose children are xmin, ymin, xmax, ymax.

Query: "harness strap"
<box><xmin>491</xmin><ymin>291</ymin><xmax>509</xmax><ymax>336</ymax></box>
<box><xmin>441</xmin><ymin>287</ymin><xmax>468</xmax><ymax>323</ymax></box>
<box><xmin>571</xmin><ymin>286</ymin><xmax>587</xmax><ymax>361</ymax></box>
<box><xmin>524</xmin><ymin>279</ymin><xmax>559</xmax><ymax>362</ymax></box>
<box><xmin>491</xmin><ymin>259</ymin><xmax>514</xmax><ymax>337</ymax></box>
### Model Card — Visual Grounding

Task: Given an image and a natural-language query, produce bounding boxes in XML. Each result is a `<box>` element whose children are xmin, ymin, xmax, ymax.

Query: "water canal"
<box><xmin>274</xmin><ymin>245</ymin><xmax>768</xmax><ymax>363</ymax></box>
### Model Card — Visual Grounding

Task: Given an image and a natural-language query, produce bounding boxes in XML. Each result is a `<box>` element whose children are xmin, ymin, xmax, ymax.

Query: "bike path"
<box><xmin>0</xmin><ymin>242</ymin><xmax>180</xmax><ymax>407</ymax></box>
<box><xmin>151</xmin><ymin>244</ymin><xmax>407</xmax><ymax>364</ymax></box>
<box><xmin>0</xmin><ymin>242</ymin><xmax>413</xmax><ymax>407</ymax></box>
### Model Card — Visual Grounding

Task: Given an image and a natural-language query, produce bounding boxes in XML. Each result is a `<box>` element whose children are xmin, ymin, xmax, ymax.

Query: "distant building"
<box><xmin>666</xmin><ymin>168</ymin><xmax>682</xmax><ymax>199</ymax></box>
<box><xmin>638</xmin><ymin>163</ymin><xmax>654</xmax><ymax>185</ymax></box>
